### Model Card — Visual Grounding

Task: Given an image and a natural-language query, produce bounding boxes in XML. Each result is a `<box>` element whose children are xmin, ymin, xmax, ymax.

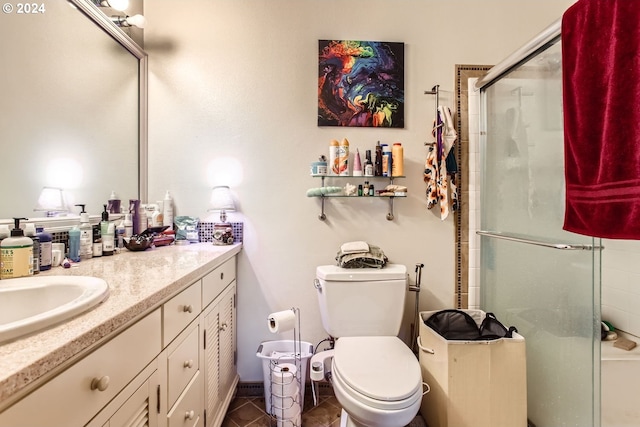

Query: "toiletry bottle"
<box><xmin>364</xmin><ymin>150</ymin><xmax>374</xmax><ymax>177</ymax></box>
<box><xmin>152</xmin><ymin>204</ymin><xmax>163</xmax><ymax>227</ymax></box>
<box><xmin>101</xmin><ymin>205</ymin><xmax>114</xmax><ymax>256</ymax></box>
<box><xmin>129</xmin><ymin>199</ymin><xmax>140</xmax><ymax>235</ymax></box>
<box><xmin>329</xmin><ymin>139</ymin><xmax>340</xmax><ymax>175</ymax></box>
<box><xmin>116</xmin><ymin>220</ymin><xmax>125</xmax><ymax>252</ymax></box>
<box><xmin>68</xmin><ymin>225</ymin><xmax>81</xmax><ymax>262</ymax></box>
<box><xmin>25</xmin><ymin>223</ymin><xmax>39</xmax><ymax>274</ymax></box>
<box><xmin>1</xmin><ymin>218</ymin><xmax>33</xmax><ymax>279</ymax></box>
<box><xmin>36</xmin><ymin>226</ymin><xmax>52</xmax><ymax>271</ymax></box>
<box><xmin>124</xmin><ymin>213</ymin><xmax>133</xmax><ymax>238</ymax></box>
<box><xmin>369</xmin><ymin>183</ymin><xmax>375</xmax><ymax>197</ymax></box>
<box><xmin>363</xmin><ymin>181</ymin><xmax>370</xmax><ymax>196</ymax></box>
<box><xmin>375</xmin><ymin>141</ymin><xmax>383</xmax><ymax>176</ymax></box>
<box><xmin>163</xmin><ymin>191</ymin><xmax>174</xmax><ymax>229</ymax></box>
<box><xmin>337</xmin><ymin>138</ymin><xmax>350</xmax><ymax>176</ymax></box>
<box><xmin>392</xmin><ymin>142</ymin><xmax>404</xmax><ymax>176</ymax></box>
<box><xmin>92</xmin><ymin>225</ymin><xmax>102</xmax><ymax>257</ymax></box>
<box><xmin>353</xmin><ymin>149</ymin><xmax>363</xmax><ymax>176</ymax></box>
<box><xmin>382</xmin><ymin>144</ymin><xmax>392</xmax><ymax>177</ymax></box>
<box><xmin>107</xmin><ymin>190</ymin><xmax>121</xmax><ymax>214</ymax></box>
<box><xmin>358</xmin><ymin>184</ymin><xmax>363</xmax><ymax>197</ymax></box>
<box><xmin>76</xmin><ymin>204</ymin><xmax>93</xmax><ymax>260</ymax></box>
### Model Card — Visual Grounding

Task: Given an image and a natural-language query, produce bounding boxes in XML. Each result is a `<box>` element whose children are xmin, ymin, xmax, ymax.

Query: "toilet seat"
<box><xmin>333</xmin><ymin>336</ymin><xmax>422</xmax><ymax>411</ymax></box>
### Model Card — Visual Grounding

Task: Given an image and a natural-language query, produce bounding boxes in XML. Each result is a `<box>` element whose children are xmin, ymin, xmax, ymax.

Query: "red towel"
<box><xmin>562</xmin><ymin>0</ymin><xmax>640</xmax><ymax>239</ymax></box>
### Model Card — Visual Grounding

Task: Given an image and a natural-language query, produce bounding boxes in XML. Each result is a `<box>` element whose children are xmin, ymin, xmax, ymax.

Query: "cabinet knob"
<box><xmin>183</xmin><ymin>304</ymin><xmax>193</xmax><ymax>313</ymax></box>
<box><xmin>220</xmin><ymin>272</ymin><xmax>224</xmax><ymax>280</ymax></box>
<box><xmin>185</xmin><ymin>410</ymin><xmax>195</xmax><ymax>420</ymax></box>
<box><xmin>183</xmin><ymin>359</ymin><xmax>194</xmax><ymax>369</ymax></box>
<box><xmin>219</xmin><ymin>322</ymin><xmax>228</xmax><ymax>331</ymax></box>
<box><xmin>90</xmin><ymin>375</ymin><xmax>110</xmax><ymax>392</ymax></box>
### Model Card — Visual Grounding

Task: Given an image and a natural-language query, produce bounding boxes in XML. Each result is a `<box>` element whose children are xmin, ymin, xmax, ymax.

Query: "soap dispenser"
<box><xmin>76</xmin><ymin>204</ymin><xmax>93</xmax><ymax>260</ymax></box>
<box><xmin>0</xmin><ymin>218</ymin><xmax>34</xmax><ymax>279</ymax></box>
<box><xmin>101</xmin><ymin>205</ymin><xmax>114</xmax><ymax>256</ymax></box>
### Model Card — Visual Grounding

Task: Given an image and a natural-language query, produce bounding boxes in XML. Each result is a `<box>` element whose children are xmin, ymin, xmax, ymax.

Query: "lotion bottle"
<box><xmin>24</xmin><ymin>223</ymin><xmax>39</xmax><ymax>274</ymax></box>
<box><xmin>76</xmin><ymin>204</ymin><xmax>93</xmax><ymax>260</ymax></box>
<box><xmin>101</xmin><ymin>205</ymin><xmax>114</xmax><ymax>256</ymax></box>
<box><xmin>163</xmin><ymin>191</ymin><xmax>174</xmax><ymax>229</ymax></box>
<box><xmin>1</xmin><ymin>218</ymin><xmax>33</xmax><ymax>279</ymax></box>
<box><xmin>36</xmin><ymin>226</ymin><xmax>52</xmax><ymax>271</ymax></box>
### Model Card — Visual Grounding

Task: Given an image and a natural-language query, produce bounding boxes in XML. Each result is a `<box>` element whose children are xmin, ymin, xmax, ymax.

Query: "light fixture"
<box><xmin>111</xmin><ymin>14</ymin><xmax>146</xmax><ymax>29</ymax></box>
<box><xmin>93</xmin><ymin>0</ymin><xmax>129</xmax><ymax>11</ymax></box>
<box><xmin>208</xmin><ymin>186</ymin><xmax>236</xmax><ymax>245</ymax></box>
<box><xmin>34</xmin><ymin>187</ymin><xmax>70</xmax><ymax>217</ymax></box>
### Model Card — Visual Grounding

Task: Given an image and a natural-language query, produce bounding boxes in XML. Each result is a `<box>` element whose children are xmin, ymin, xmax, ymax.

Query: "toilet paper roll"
<box><xmin>268</xmin><ymin>310</ymin><xmax>296</xmax><ymax>333</ymax></box>
<box><xmin>272</xmin><ymin>382</ymin><xmax>299</xmax><ymax>399</ymax></box>
<box><xmin>274</xmin><ymin>401</ymin><xmax>301</xmax><ymax>424</ymax></box>
<box><xmin>276</xmin><ymin>409</ymin><xmax>301</xmax><ymax>427</ymax></box>
<box><xmin>271</xmin><ymin>363</ymin><xmax>297</xmax><ymax>386</ymax></box>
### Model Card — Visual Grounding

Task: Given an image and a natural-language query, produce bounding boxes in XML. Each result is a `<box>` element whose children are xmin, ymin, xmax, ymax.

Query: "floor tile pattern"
<box><xmin>222</xmin><ymin>395</ymin><xmax>428</xmax><ymax>427</ymax></box>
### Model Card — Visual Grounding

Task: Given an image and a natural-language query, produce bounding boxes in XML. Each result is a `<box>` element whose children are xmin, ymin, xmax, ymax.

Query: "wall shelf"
<box><xmin>309</xmin><ymin>175</ymin><xmax>405</xmax><ymax>221</ymax></box>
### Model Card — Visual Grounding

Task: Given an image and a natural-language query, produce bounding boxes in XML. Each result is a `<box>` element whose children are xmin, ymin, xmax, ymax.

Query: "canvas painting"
<box><xmin>318</xmin><ymin>40</ymin><xmax>405</xmax><ymax>128</ymax></box>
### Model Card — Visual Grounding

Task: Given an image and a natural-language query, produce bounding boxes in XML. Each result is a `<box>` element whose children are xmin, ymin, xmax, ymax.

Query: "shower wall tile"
<box><xmin>467</xmin><ymin>77</ymin><xmax>481</xmax><ymax>310</ymax></box>
<box><xmin>601</xmin><ymin>241</ymin><xmax>640</xmax><ymax>338</ymax></box>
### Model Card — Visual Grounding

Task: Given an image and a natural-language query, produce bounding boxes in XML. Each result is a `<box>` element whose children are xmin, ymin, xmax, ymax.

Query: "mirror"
<box><xmin>0</xmin><ymin>0</ymin><xmax>147</xmax><ymax>220</ymax></box>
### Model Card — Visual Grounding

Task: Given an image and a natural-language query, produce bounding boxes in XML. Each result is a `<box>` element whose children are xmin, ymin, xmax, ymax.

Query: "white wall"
<box><xmin>145</xmin><ymin>0</ymin><xmax>574</xmax><ymax>382</ymax></box>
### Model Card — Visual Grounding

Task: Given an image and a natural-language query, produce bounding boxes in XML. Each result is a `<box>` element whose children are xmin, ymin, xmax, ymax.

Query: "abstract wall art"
<box><xmin>318</xmin><ymin>40</ymin><xmax>405</xmax><ymax>128</ymax></box>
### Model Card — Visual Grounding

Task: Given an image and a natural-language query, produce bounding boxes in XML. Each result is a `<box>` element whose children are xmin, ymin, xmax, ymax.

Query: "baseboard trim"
<box><xmin>235</xmin><ymin>381</ymin><xmax>334</xmax><ymax>397</ymax></box>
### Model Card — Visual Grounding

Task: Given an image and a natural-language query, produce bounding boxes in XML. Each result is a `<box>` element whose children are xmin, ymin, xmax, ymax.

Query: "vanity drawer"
<box><xmin>163</xmin><ymin>280</ymin><xmax>202</xmax><ymax>346</ymax></box>
<box><xmin>168</xmin><ymin>370</ymin><xmax>203</xmax><ymax>427</ymax></box>
<box><xmin>202</xmin><ymin>257</ymin><xmax>235</xmax><ymax>307</ymax></box>
<box><xmin>167</xmin><ymin>321</ymin><xmax>200</xmax><ymax>408</ymax></box>
<box><xmin>0</xmin><ymin>309</ymin><xmax>161</xmax><ymax>427</ymax></box>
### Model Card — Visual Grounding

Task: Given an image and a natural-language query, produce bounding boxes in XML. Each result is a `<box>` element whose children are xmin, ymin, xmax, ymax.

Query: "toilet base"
<box><xmin>340</xmin><ymin>408</ymin><xmax>363</xmax><ymax>427</ymax></box>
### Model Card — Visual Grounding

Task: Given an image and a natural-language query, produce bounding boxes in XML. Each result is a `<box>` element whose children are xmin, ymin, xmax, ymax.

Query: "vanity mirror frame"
<box><xmin>0</xmin><ymin>0</ymin><xmax>148</xmax><ymax>227</ymax></box>
<box><xmin>72</xmin><ymin>0</ymin><xmax>148</xmax><ymax>208</ymax></box>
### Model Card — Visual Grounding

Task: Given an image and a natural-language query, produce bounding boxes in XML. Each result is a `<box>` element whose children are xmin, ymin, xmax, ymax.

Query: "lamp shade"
<box><xmin>34</xmin><ymin>187</ymin><xmax>70</xmax><ymax>215</ymax></box>
<box><xmin>209</xmin><ymin>186</ymin><xmax>236</xmax><ymax>213</ymax></box>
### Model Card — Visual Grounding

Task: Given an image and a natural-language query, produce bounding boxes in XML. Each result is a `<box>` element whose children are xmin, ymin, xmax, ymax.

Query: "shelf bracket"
<box><xmin>319</xmin><ymin>196</ymin><xmax>326</xmax><ymax>221</ymax></box>
<box><xmin>386</xmin><ymin>197</ymin><xmax>395</xmax><ymax>221</ymax></box>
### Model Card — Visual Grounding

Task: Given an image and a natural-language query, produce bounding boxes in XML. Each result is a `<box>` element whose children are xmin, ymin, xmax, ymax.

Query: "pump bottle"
<box><xmin>1</xmin><ymin>218</ymin><xmax>33</xmax><ymax>279</ymax></box>
<box><xmin>163</xmin><ymin>191</ymin><xmax>174</xmax><ymax>229</ymax></box>
<box><xmin>101</xmin><ymin>205</ymin><xmax>114</xmax><ymax>256</ymax></box>
<box><xmin>76</xmin><ymin>204</ymin><xmax>93</xmax><ymax>260</ymax></box>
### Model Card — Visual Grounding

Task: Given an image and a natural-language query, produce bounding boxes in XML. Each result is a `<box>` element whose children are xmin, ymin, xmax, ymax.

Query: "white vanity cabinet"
<box><xmin>0</xmin><ymin>249</ymin><xmax>239</xmax><ymax>427</ymax></box>
<box><xmin>201</xmin><ymin>257</ymin><xmax>238</xmax><ymax>427</ymax></box>
<box><xmin>0</xmin><ymin>309</ymin><xmax>162</xmax><ymax>427</ymax></box>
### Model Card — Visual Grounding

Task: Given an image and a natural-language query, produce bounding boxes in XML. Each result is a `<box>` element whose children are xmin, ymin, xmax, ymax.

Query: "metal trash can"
<box><xmin>256</xmin><ymin>340</ymin><xmax>313</xmax><ymax>424</ymax></box>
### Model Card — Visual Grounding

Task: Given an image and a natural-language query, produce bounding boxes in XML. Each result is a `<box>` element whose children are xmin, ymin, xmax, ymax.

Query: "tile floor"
<box><xmin>222</xmin><ymin>392</ymin><xmax>428</xmax><ymax>427</ymax></box>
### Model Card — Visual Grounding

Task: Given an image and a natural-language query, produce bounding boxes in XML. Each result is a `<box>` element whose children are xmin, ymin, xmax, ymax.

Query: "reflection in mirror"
<box><xmin>0</xmin><ymin>0</ymin><xmax>144</xmax><ymax>220</ymax></box>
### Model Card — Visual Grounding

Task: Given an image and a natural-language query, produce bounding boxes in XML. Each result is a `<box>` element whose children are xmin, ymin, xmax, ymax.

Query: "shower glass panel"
<box><xmin>479</xmin><ymin>39</ymin><xmax>601</xmax><ymax>427</ymax></box>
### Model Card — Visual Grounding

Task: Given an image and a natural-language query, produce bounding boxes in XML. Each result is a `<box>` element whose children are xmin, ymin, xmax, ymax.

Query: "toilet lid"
<box><xmin>333</xmin><ymin>336</ymin><xmax>421</xmax><ymax>402</ymax></box>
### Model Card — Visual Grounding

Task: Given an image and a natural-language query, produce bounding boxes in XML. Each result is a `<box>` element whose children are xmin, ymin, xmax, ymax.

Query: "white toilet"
<box><xmin>311</xmin><ymin>264</ymin><xmax>423</xmax><ymax>427</ymax></box>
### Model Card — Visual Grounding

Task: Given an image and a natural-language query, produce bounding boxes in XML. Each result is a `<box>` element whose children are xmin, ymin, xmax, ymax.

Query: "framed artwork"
<box><xmin>318</xmin><ymin>40</ymin><xmax>405</xmax><ymax>128</ymax></box>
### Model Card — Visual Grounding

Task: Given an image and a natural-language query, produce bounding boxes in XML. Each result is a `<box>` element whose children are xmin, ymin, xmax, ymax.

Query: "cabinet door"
<box><xmin>202</xmin><ymin>302</ymin><xmax>221</xmax><ymax>425</ymax></box>
<box><xmin>108</xmin><ymin>370</ymin><xmax>160</xmax><ymax>427</ymax></box>
<box><xmin>218</xmin><ymin>285</ymin><xmax>236</xmax><ymax>395</ymax></box>
<box><xmin>202</xmin><ymin>284</ymin><xmax>237</xmax><ymax>427</ymax></box>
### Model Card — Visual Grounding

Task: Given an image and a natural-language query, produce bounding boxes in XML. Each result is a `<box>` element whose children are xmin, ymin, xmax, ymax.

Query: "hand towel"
<box><xmin>562</xmin><ymin>0</ymin><xmax>640</xmax><ymax>239</ymax></box>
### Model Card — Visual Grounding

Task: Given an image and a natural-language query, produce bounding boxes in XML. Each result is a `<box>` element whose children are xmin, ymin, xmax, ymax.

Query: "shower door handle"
<box><xmin>476</xmin><ymin>231</ymin><xmax>604</xmax><ymax>251</ymax></box>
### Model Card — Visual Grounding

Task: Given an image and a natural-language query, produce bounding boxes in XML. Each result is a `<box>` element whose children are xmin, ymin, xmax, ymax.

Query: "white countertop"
<box><xmin>0</xmin><ymin>242</ymin><xmax>242</xmax><ymax>406</ymax></box>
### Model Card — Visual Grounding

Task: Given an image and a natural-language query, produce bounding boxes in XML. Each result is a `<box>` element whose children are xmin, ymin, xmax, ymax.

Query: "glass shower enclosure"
<box><xmin>476</xmin><ymin>20</ymin><xmax>602</xmax><ymax>427</ymax></box>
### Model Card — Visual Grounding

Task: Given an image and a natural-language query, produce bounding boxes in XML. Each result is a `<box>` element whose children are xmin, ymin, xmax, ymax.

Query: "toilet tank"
<box><xmin>315</xmin><ymin>264</ymin><xmax>407</xmax><ymax>337</ymax></box>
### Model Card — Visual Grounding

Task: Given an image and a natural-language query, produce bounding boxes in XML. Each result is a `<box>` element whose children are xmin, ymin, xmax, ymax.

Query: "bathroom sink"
<box><xmin>0</xmin><ymin>276</ymin><xmax>109</xmax><ymax>344</ymax></box>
